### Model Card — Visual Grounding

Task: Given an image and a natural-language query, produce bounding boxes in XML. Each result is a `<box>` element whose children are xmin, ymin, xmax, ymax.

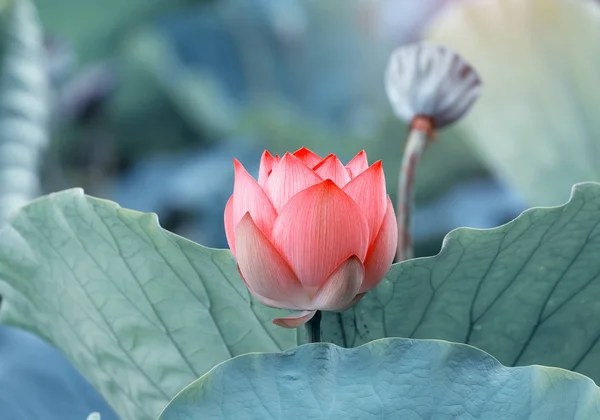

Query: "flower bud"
<box><xmin>224</xmin><ymin>148</ymin><xmax>397</xmax><ymax>327</ymax></box>
<box><xmin>385</xmin><ymin>42</ymin><xmax>482</xmax><ymax>128</ymax></box>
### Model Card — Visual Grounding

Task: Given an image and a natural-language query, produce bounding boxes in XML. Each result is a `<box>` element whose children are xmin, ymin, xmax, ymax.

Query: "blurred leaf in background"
<box><xmin>0</xmin><ymin>0</ymin><xmax>48</xmax><ymax>222</ymax></box>
<box><xmin>427</xmin><ymin>0</ymin><xmax>600</xmax><ymax>206</ymax></box>
<box><xmin>38</xmin><ymin>0</ymin><xmax>213</xmax><ymax>194</ymax></box>
<box><xmin>34</xmin><ymin>0</ymin><xmax>208</xmax><ymax>63</ymax></box>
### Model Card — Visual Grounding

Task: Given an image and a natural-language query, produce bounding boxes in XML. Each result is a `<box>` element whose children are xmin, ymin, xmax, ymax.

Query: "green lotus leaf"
<box><xmin>160</xmin><ymin>338</ymin><xmax>600</xmax><ymax>420</ymax></box>
<box><xmin>323</xmin><ymin>182</ymin><xmax>600</xmax><ymax>384</ymax></box>
<box><xmin>0</xmin><ymin>189</ymin><xmax>296</xmax><ymax>420</ymax></box>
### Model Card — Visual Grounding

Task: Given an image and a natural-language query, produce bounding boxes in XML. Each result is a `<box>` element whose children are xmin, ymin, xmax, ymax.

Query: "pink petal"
<box><xmin>343</xmin><ymin>160</ymin><xmax>387</xmax><ymax>245</ymax></box>
<box><xmin>224</xmin><ymin>195</ymin><xmax>235</xmax><ymax>256</ymax></box>
<box><xmin>273</xmin><ymin>310</ymin><xmax>317</xmax><ymax>328</ymax></box>
<box><xmin>233</xmin><ymin>159</ymin><xmax>277</xmax><ymax>238</ymax></box>
<box><xmin>311</xmin><ymin>255</ymin><xmax>364</xmax><ymax>311</ymax></box>
<box><xmin>264</xmin><ymin>153</ymin><xmax>323</xmax><ymax>213</ymax></box>
<box><xmin>313</xmin><ymin>154</ymin><xmax>352</xmax><ymax>188</ymax></box>
<box><xmin>236</xmin><ymin>213</ymin><xmax>311</xmax><ymax>309</ymax></box>
<box><xmin>271</xmin><ymin>180</ymin><xmax>369</xmax><ymax>290</ymax></box>
<box><xmin>258</xmin><ymin>150</ymin><xmax>277</xmax><ymax>187</ymax></box>
<box><xmin>361</xmin><ymin>197</ymin><xmax>398</xmax><ymax>293</ymax></box>
<box><xmin>292</xmin><ymin>147</ymin><xmax>323</xmax><ymax>168</ymax></box>
<box><xmin>345</xmin><ymin>150</ymin><xmax>369</xmax><ymax>178</ymax></box>
<box><xmin>238</xmin><ymin>266</ymin><xmax>305</xmax><ymax>310</ymax></box>
<box><xmin>251</xmin><ymin>290</ymin><xmax>301</xmax><ymax>309</ymax></box>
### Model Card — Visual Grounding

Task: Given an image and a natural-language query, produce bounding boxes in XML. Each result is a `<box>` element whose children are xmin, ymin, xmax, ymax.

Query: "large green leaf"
<box><xmin>159</xmin><ymin>338</ymin><xmax>600</xmax><ymax>419</ymax></box>
<box><xmin>426</xmin><ymin>0</ymin><xmax>600</xmax><ymax>206</ymax></box>
<box><xmin>0</xmin><ymin>189</ymin><xmax>296</xmax><ymax>420</ymax></box>
<box><xmin>323</xmin><ymin>182</ymin><xmax>600</xmax><ymax>383</ymax></box>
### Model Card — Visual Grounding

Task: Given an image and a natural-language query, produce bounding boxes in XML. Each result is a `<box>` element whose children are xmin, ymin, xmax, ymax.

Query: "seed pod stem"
<box><xmin>396</xmin><ymin>116</ymin><xmax>434</xmax><ymax>261</ymax></box>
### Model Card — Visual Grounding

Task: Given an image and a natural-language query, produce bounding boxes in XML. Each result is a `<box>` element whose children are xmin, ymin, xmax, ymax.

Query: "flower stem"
<box><xmin>396</xmin><ymin>116</ymin><xmax>433</xmax><ymax>262</ymax></box>
<box><xmin>305</xmin><ymin>310</ymin><xmax>322</xmax><ymax>343</ymax></box>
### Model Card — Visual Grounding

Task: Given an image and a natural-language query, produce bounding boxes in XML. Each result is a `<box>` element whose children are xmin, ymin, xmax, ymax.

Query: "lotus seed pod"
<box><xmin>385</xmin><ymin>42</ymin><xmax>482</xmax><ymax>128</ymax></box>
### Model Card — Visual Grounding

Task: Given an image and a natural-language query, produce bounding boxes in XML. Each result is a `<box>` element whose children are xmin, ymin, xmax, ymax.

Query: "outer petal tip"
<box><xmin>292</xmin><ymin>147</ymin><xmax>323</xmax><ymax>168</ymax></box>
<box><xmin>346</xmin><ymin>150</ymin><xmax>370</xmax><ymax>178</ymax></box>
<box><xmin>264</xmin><ymin>152</ymin><xmax>323</xmax><ymax>213</ymax></box>
<box><xmin>258</xmin><ymin>150</ymin><xmax>277</xmax><ymax>187</ymax></box>
<box><xmin>232</xmin><ymin>160</ymin><xmax>277</xmax><ymax>238</ymax></box>
<box><xmin>313</xmin><ymin>154</ymin><xmax>351</xmax><ymax>187</ymax></box>
<box><xmin>233</xmin><ymin>158</ymin><xmax>255</xmax><ymax>182</ymax></box>
<box><xmin>233</xmin><ymin>158</ymin><xmax>243</xmax><ymax>170</ymax></box>
<box><xmin>273</xmin><ymin>310</ymin><xmax>317</xmax><ymax>328</ymax></box>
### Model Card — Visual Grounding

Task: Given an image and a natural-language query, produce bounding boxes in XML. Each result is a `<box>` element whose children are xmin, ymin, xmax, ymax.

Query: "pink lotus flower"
<box><xmin>224</xmin><ymin>148</ymin><xmax>397</xmax><ymax>328</ymax></box>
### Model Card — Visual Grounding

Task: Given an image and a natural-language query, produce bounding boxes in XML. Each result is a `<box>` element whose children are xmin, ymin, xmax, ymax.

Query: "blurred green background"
<box><xmin>19</xmin><ymin>0</ymin><xmax>502</xmax><ymax>257</ymax></box>
<box><xmin>2</xmin><ymin>0</ymin><xmax>600</xmax><ymax>419</ymax></box>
